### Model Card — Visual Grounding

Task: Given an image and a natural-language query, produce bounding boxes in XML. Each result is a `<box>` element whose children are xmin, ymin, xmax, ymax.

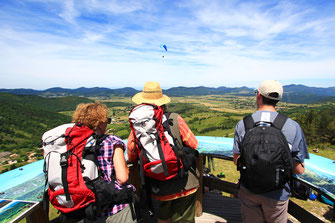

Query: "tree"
<box><xmin>10</xmin><ymin>164</ymin><xmax>17</xmax><ymax>170</ymax></box>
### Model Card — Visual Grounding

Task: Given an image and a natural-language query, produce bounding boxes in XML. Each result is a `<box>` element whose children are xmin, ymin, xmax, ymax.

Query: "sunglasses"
<box><xmin>107</xmin><ymin>117</ymin><xmax>111</xmax><ymax>124</ymax></box>
<box><xmin>254</xmin><ymin>89</ymin><xmax>259</xmax><ymax>95</ymax></box>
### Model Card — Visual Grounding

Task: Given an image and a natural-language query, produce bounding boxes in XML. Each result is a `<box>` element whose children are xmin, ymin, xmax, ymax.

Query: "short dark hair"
<box><xmin>160</xmin><ymin>104</ymin><xmax>168</xmax><ymax>113</ymax></box>
<box><xmin>261</xmin><ymin>93</ymin><xmax>279</xmax><ymax>107</ymax></box>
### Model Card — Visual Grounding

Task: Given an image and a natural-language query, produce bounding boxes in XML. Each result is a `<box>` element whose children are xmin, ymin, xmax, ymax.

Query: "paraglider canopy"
<box><xmin>160</xmin><ymin>44</ymin><xmax>167</xmax><ymax>51</ymax></box>
<box><xmin>160</xmin><ymin>44</ymin><xmax>167</xmax><ymax>58</ymax></box>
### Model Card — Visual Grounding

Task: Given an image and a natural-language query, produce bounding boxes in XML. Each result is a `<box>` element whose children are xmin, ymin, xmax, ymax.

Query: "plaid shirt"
<box><xmin>127</xmin><ymin>114</ymin><xmax>198</xmax><ymax>200</ymax></box>
<box><xmin>97</xmin><ymin>135</ymin><xmax>134</xmax><ymax>216</ymax></box>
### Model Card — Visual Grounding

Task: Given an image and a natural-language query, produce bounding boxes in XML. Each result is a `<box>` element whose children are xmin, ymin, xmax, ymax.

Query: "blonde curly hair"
<box><xmin>72</xmin><ymin>102</ymin><xmax>108</xmax><ymax>131</ymax></box>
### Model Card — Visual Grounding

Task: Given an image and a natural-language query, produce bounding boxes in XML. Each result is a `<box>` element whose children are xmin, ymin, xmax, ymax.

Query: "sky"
<box><xmin>0</xmin><ymin>0</ymin><xmax>335</xmax><ymax>90</ymax></box>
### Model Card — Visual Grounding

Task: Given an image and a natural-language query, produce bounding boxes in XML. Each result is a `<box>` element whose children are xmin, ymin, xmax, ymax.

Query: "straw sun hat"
<box><xmin>132</xmin><ymin>81</ymin><xmax>171</xmax><ymax>106</ymax></box>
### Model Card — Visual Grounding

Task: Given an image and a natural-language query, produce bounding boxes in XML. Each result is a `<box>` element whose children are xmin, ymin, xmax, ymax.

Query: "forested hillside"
<box><xmin>0</xmin><ymin>93</ymin><xmax>93</xmax><ymax>112</ymax></box>
<box><xmin>282</xmin><ymin>93</ymin><xmax>334</xmax><ymax>104</ymax></box>
<box><xmin>1</xmin><ymin>92</ymin><xmax>334</xmax><ymax>173</ymax></box>
<box><xmin>292</xmin><ymin>105</ymin><xmax>335</xmax><ymax>146</ymax></box>
<box><xmin>2</xmin><ymin>85</ymin><xmax>335</xmax><ymax>104</ymax></box>
<box><xmin>0</xmin><ymin>93</ymin><xmax>95</xmax><ymax>171</ymax></box>
<box><xmin>0</xmin><ymin>101</ymin><xmax>70</xmax><ymax>151</ymax></box>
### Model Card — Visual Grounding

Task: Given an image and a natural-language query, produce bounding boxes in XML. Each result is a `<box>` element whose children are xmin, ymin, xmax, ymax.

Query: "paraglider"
<box><xmin>160</xmin><ymin>44</ymin><xmax>167</xmax><ymax>58</ymax></box>
<box><xmin>161</xmin><ymin>44</ymin><xmax>167</xmax><ymax>51</ymax></box>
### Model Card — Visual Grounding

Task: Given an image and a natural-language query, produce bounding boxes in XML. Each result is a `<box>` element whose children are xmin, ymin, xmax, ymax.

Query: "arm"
<box><xmin>177</xmin><ymin>115</ymin><xmax>198</xmax><ymax>149</ymax></box>
<box><xmin>113</xmin><ymin>146</ymin><xmax>129</xmax><ymax>185</ymax></box>
<box><xmin>291</xmin><ymin>125</ymin><xmax>309</xmax><ymax>175</ymax></box>
<box><xmin>233</xmin><ymin>153</ymin><xmax>240</xmax><ymax>165</ymax></box>
<box><xmin>127</xmin><ymin>131</ymin><xmax>139</xmax><ymax>163</ymax></box>
<box><xmin>232</xmin><ymin>124</ymin><xmax>242</xmax><ymax>165</ymax></box>
<box><xmin>293</xmin><ymin>162</ymin><xmax>305</xmax><ymax>174</ymax></box>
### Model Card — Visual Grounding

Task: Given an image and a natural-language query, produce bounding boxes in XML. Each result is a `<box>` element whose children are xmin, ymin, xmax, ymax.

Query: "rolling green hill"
<box><xmin>0</xmin><ymin>93</ymin><xmax>94</xmax><ymax>157</ymax></box>
<box><xmin>1</xmin><ymin>84</ymin><xmax>335</xmax><ymax>104</ymax></box>
<box><xmin>0</xmin><ymin>93</ymin><xmax>93</xmax><ymax>112</ymax></box>
<box><xmin>1</xmin><ymin>92</ymin><xmax>334</xmax><ymax>173</ymax></box>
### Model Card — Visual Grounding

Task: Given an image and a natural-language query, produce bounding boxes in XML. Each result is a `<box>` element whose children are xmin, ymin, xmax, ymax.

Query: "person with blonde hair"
<box><xmin>127</xmin><ymin>81</ymin><xmax>199</xmax><ymax>223</ymax></box>
<box><xmin>73</xmin><ymin>102</ymin><xmax>136</xmax><ymax>223</ymax></box>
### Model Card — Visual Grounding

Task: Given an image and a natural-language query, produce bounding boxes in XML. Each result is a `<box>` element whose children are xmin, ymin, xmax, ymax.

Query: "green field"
<box><xmin>1</xmin><ymin>93</ymin><xmax>334</xmax><ymax>222</ymax></box>
<box><xmin>1</xmin><ymin>93</ymin><xmax>334</xmax><ymax>171</ymax></box>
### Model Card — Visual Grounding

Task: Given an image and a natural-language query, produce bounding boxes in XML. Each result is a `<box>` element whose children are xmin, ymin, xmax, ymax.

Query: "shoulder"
<box><xmin>234</xmin><ymin>115</ymin><xmax>248</xmax><ymax>133</ymax></box>
<box><xmin>172</xmin><ymin>113</ymin><xmax>181</xmax><ymax>119</ymax></box>
<box><xmin>280</xmin><ymin>115</ymin><xmax>307</xmax><ymax>150</ymax></box>
<box><xmin>175</xmin><ymin>113</ymin><xmax>185</xmax><ymax>123</ymax></box>
<box><xmin>235</xmin><ymin>119</ymin><xmax>244</xmax><ymax>130</ymax></box>
<box><xmin>282</xmin><ymin>116</ymin><xmax>302</xmax><ymax>133</ymax></box>
<box><xmin>101</xmin><ymin>135</ymin><xmax>125</xmax><ymax>149</ymax></box>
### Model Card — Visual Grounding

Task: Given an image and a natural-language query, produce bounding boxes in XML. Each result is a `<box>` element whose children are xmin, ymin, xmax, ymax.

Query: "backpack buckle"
<box><xmin>60</xmin><ymin>154</ymin><xmax>68</xmax><ymax>167</ymax></box>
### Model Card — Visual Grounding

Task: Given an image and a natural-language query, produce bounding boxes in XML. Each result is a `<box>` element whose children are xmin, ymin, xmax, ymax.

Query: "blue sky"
<box><xmin>0</xmin><ymin>0</ymin><xmax>335</xmax><ymax>90</ymax></box>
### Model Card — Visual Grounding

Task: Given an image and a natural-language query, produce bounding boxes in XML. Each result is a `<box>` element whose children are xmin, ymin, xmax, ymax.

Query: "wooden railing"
<box><xmin>27</xmin><ymin>152</ymin><xmax>334</xmax><ymax>223</ymax></box>
<box><xmin>202</xmin><ymin>153</ymin><xmax>334</xmax><ymax>223</ymax></box>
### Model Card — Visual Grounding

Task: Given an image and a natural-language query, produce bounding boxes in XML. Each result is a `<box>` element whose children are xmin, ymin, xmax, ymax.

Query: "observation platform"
<box><xmin>138</xmin><ymin>193</ymin><xmax>242</xmax><ymax>223</ymax></box>
<box><xmin>1</xmin><ymin>136</ymin><xmax>334</xmax><ymax>222</ymax></box>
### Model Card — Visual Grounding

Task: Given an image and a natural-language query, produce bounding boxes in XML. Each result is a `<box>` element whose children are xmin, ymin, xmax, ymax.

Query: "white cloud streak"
<box><xmin>0</xmin><ymin>0</ymin><xmax>334</xmax><ymax>89</ymax></box>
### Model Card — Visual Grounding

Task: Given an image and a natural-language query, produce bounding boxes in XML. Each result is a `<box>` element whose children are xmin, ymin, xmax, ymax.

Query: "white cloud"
<box><xmin>0</xmin><ymin>0</ymin><xmax>334</xmax><ymax>89</ymax></box>
<box><xmin>58</xmin><ymin>0</ymin><xmax>78</xmax><ymax>23</ymax></box>
<box><xmin>83</xmin><ymin>0</ymin><xmax>153</xmax><ymax>14</ymax></box>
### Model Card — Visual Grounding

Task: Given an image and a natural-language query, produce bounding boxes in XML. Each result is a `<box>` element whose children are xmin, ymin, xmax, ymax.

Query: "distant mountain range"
<box><xmin>0</xmin><ymin>84</ymin><xmax>334</xmax><ymax>104</ymax></box>
<box><xmin>0</xmin><ymin>87</ymin><xmax>138</xmax><ymax>97</ymax></box>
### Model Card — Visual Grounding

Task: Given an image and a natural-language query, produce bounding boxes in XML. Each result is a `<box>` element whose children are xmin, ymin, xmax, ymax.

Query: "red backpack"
<box><xmin>129</xmin><ymin>103</ymin><xmax>183</xmax><ymax>182</ymax></box>
<box><xmin>42</xmin><ymin>123</ymin><xmax>134</xmax><ymax>221</ymax></box>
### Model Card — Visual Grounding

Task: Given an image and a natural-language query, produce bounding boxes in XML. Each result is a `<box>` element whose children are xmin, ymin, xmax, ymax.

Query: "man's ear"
<box><xmin>256</xmin><ymin>93</ymin><xmax>263</xmax><ymax>106</ymax></box>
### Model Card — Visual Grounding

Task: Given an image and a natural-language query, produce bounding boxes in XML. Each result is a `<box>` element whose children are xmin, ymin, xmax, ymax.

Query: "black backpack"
<box><xmin>238</xmin><ymin>113</ymin><xmax>293</xmax><ymax>194</ymax></box>
<box><xmin>290</xmin><ymin>178</ymin><xmax>312</xmax><ymax>200</ymax></box>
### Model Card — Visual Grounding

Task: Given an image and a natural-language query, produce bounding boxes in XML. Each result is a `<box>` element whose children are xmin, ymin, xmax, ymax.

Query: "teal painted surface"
<box><xmin>0</xmin><ymin>136</ymin><xmax>334</xmax><ymax>201</ymax></box>
<box><xmin>196</xmin><ymin>136</ymin><xmax>234</xmax><ymax>156</ymax></box>
<box><xmin>305</xmin><ymin>154</ymin><xmax>335</xmax><ymax>180</ymax></box>
<box><xmin>0</xmin><ymin>160</ymin><xmax>43</xmax><ymax>192</ymax></box>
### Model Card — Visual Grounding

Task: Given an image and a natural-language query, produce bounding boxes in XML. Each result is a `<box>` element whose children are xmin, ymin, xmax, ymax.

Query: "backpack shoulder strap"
<box><xmin>243</xmin><ymin>114</ymin><xmax>254</xmax><ymax>131</ymax></box>
<box><xmin>94</xmin><ymin>134</ymin><xmax>109</xmax><ymax>146</ymax></box>
<box><xmin>272</xmin><ymin>113</ymin><xmax>288</xmax><ymax>130</ymax></box>
<box><xmin>168</xmin><ymin>113</ymin><xmax>183</xmax><ymax>147</ymax></box>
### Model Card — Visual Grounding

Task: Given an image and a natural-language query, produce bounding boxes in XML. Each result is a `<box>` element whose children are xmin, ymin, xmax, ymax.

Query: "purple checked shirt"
<box><xmin>97</xmin><ymin>135</ymin><xmax>135</xmax><ymax>216</ymax></box>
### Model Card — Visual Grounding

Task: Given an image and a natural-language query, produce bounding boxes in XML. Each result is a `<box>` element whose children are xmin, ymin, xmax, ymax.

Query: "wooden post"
<box><xmin>210</xmin><ymin>156</ymin><xmax>215</xmax><ymax>171</ymax></box>
<box><xmin>207</xmin><ymin>155</ymin><xmax>211</xmax><ymax>172</ymax></box>
<box><xmin>203</xmin><ymin>154</ymin><xmax>207</xmax><ymax>172</ymax></box>
<box><xmin>128</xmin><ymin>162</ymin><xmax>141</xmax><ymax>196</ymax></box>
<box><xmin>195</xmin><ymin>154</ymin><xmax>204</xmax><ymax>217</ymax></box>
<box><xmin>26</xmin><ymin>202</ymin><xmax>49</xmax><ymax>223</ymax></box>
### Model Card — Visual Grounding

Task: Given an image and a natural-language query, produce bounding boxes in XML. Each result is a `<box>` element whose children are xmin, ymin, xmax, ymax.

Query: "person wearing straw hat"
<box><xmin>127</xmin><ymin>81</ymin><xmax>199</xmax><ymax>223</ymax></box>
<box><xmin>131</xmin><ymin>81</ymin><xmax>171</xmax><ymax>106</ymax></box>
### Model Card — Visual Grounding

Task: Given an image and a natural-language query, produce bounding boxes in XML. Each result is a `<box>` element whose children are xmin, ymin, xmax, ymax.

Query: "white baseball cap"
<box><xmin>257</xmin><ymin>80</ymin><xmax>283</xmax><ymax>101</ymax></box>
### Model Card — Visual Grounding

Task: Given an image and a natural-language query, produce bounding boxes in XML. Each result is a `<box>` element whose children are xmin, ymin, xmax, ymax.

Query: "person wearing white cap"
<box><xmin>127</xmin><ymin>81</ymin><xmax>199</xmax><ymax>223</ymax></box>
<box><xmin>232</xmin><ymin>80</ymin><xmax>309</xmax><ymax>223</ymax></box>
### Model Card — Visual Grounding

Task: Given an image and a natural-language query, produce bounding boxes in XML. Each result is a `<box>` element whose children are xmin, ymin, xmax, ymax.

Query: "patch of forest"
<box><xmin>0</xmin><ymin>93</ymin><xmax>95</xmax><ymax>172</ymax></box>
<box><xmin>0</xmin><ymin>93</ymin><xmax>93</xmax><ymax>112</ymax></box>
<box><xmin>288</xmin><ymin>105</ymin><xmax>335</xmax><ymax>146</ymax></box>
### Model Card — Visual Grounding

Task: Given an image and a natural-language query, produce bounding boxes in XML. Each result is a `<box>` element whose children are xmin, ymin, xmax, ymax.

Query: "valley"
<box><xmin>0</xmin><ymin>92</ymin><xmax>334</xmax><ymax>172</ymax></box>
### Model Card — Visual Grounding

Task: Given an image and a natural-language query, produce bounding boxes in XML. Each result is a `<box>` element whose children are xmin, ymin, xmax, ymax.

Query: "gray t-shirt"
<box><xmin>232</xmin><ymin>111</ymin><xmax>310</xmax><ymax>200</ymax></box>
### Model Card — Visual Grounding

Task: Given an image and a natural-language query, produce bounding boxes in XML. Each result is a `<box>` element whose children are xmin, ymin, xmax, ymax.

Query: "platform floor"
<box><xmin>141</xmin><ymin>192</ymin><xmax>243</xmax><ymax>223</ymax></box>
